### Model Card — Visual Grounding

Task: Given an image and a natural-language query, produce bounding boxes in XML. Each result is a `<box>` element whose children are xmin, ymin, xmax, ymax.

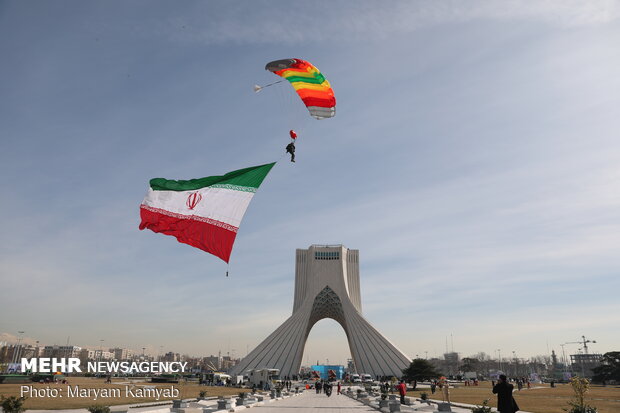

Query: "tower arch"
<box><xmin>230</xmin><ymin>245</ymin><xmax>410</xmax><ymax>378</ymax></box>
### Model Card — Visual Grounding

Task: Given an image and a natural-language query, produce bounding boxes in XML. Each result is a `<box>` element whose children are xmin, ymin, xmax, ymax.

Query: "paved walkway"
<box><xmin>252</xmin><ymin>391</ymin><xmax>533</xmax><ymax>413</ymax></box>
<box><xmin>254</xmin><ymin>392</ymin><xmax>377</xmax><ymax>413</ymax></box>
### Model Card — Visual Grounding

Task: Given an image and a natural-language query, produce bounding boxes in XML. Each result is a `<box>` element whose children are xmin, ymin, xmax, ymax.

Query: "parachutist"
<box><xmin>286</xmin><ymin>142</ymin><xmax>295</xmax><ymax>162</ymax></box>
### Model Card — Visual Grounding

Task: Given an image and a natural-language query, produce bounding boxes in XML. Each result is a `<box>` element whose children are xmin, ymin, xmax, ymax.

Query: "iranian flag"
<box><xmin>139</xmin><ymin>162</ymin><xmax>275</xmax><ymax>263</ymax></box>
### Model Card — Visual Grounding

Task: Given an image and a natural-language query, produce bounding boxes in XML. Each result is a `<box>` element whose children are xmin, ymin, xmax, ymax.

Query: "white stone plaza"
<box><xmin>25</xmin><ymin>387</ymin><xmax>510</xmax><ymax>413</ymax></box>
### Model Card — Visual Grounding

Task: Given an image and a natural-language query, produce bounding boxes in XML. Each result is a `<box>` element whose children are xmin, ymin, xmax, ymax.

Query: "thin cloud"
<box><xmin>146</xmin><ymin>1</ymin><xmax>620</xmax><ymax>46</ymax></box>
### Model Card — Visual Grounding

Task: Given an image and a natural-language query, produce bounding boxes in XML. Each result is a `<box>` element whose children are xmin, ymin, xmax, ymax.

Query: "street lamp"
<box><xmin>560</xmin><ymin>344</ymin><xmax>568</xmax><ymax>373</ymax></box>
<box><xmin>512</xmin><ymin>351</ymin><xmax>518</xmax><ymax>376</ymax></box>
<box><xmin>496</xmin><ymin>349</ymin><xmax>502</xmax><ymax>372</ymax></box>
<box><xmin>99</xmin><ymin>339</ymin><xmax>105</xmax><ymax>362</ymax></box>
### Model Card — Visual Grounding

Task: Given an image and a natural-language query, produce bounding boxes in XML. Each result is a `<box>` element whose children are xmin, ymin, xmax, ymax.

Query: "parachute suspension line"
<box><xmin>253</xmin><ymin>79</ymin><xmax>285</xmax><ymax>93</ymax></box>
<box><xmin>273</xmin><ymin>82</ymin><xmax>304</xmax><ymax>143</ymax></box>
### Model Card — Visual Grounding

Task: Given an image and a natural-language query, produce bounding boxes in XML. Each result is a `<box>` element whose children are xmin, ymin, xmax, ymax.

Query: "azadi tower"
<box><xmin>231</xmin><ymin>245</ymin><xmax>410</xmax><ymax>378</ymax></box>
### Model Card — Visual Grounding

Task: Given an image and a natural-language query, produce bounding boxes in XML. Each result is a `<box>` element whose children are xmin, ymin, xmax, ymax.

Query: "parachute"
<box><xmin>265</xmin><ymin>59</ymin><xmax>336</xmax><ymax>120</ymax></box>
<box><xmin>139</xmin><ymin>59</ymin><xmax>337</xmax><ymax>270</ymax></box>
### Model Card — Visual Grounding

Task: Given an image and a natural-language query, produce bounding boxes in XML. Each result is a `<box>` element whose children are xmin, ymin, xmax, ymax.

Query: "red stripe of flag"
<box><xmin>139</xmin><ymin>206</ymin><xmax>237</xmax><ymax>263</ymax></box>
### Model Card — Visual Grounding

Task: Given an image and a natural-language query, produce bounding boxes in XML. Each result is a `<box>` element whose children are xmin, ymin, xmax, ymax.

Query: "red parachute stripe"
<box><xmin>301</xmin><ymin>97</ymin><xmax>336</xmax><ymax>108</ymax></box>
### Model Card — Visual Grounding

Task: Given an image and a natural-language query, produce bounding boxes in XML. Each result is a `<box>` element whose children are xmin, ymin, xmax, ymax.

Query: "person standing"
<box><xmin>396</xmin><ymin>380</ymin><xmax>407</xmax><ymax>405</ymax></box>
<box><xmin>441</xmin><ymin>379</ymin><xmax>450</xmax><ymax>404</ymax></box>
<box><xmin>493</xmin><ymin>374</ymin><xmax>520</xmax><ymax>413</ymax></box>
<box><xmin>324</xmin><ymin>381</ymin><xmax>332</xmax><ymax>397</ymax></box>
<box><xmin>337</xmin><ymin>381</ymin><xmax>342</xmax><ymax>395</ymax></box>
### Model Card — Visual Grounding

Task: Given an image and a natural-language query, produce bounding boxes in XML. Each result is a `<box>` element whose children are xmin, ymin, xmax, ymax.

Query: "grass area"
<box><xmin>405</xmin><ymin>381</ymin><xmax>620</xmax><ymax>413</ymax></box>
<box><xmin>0</xmin><ymin>377</ymin><xmax>249</xmax><ymax>410</ymax></box>
<box><xmin>3</xmin><ymin>378</ymin><xmax>619</xmax><ymax>412</ymax></box>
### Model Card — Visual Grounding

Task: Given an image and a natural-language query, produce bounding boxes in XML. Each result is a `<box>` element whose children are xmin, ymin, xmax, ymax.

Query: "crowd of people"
<box><xmin>311</xmin><ymin>379</ymin><xmax>343</xmax><ymax>397</ymax></box>
<box><xmin>205</xmin><ymin>372</ymin><xmax>532</xmax><ymax>412</ymax></box>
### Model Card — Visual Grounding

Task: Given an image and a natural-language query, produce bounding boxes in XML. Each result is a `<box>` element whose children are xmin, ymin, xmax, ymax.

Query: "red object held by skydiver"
<box><xmin>289</xmin><ymin>130</ymin><xmax>297</xmax><ymax>139</ymax></box>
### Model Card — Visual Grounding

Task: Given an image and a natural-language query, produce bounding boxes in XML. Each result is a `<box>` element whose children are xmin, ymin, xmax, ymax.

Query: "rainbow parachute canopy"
<box><xmin>265</xmin><ymin>58</ymin><xmax>336</xmax><ymax>120</ymax></box>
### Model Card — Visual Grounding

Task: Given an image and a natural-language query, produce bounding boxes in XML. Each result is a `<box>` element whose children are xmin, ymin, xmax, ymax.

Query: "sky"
<box><xmin>1</xmin><ymin>1</ymin><xmax>619</xmax><ymax>367</ymax></box>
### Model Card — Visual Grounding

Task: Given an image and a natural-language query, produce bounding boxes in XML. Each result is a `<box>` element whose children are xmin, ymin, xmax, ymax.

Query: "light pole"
<box><xmin>99</xmin><ymin>339</ymin><xmax>105</xmax><ymax>362</ymax></box>
<box><xmin>496</xmin><ymin>349</ymin><xmax>502</xmax><ymax>373</ymax></box>
<box><xmin>560</xmin><ymin>344</ymin><xmax>568</xmax><ymax>373</ymax></box>
<box><xmin>425</xmin><ymin>351</ymin><xmax>428</xmax><ymax>360</ymax></box>
<box><xmin>512</xmin><ymin>351</ymin><xmax>518</xmax><ymax>377</ymax></box>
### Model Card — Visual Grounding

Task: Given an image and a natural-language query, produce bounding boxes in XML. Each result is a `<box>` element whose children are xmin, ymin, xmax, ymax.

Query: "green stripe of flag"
<box><xmin>149</xmin><ymin>162</ymin><xmax>276</xmax><ymax>192</ymax></box>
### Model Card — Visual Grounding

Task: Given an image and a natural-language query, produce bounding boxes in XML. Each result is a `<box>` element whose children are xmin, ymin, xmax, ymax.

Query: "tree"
<box><xmin>0</xmin><ymin>396</ymin><xmax>27</xmax><ymax>413</ymax></box>
<box><xmin>87</xmin><ymin>406</ymin><xmax>110</xmax><ymax>413</ymax></box>
<box><xmin>401</xmin><ymin>358</ymin><xmax>441</xmax><ymax>382</ymax></box>
<box><xmin>565</xmin><ymin>376</ymin><xmax>597</xmax><ymax>413</ymax></box>
<box><xmin>591</xmin><ymin>351</ymin><xmax>620</xmax><ymax>384</ymax></box>
<box><xmin>461</xmin><ymin>357</ymin><xmax>480</xmax><ymax>372</ymax></box>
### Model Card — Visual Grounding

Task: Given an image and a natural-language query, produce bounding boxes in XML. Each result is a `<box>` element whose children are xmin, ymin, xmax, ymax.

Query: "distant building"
<box><xmin>79</xmin><ymin>349</ymin><xmax>96</xmax><ymax>363</ymax></box>
<box><xmin>443</xmin><ymin>352</ymin><xmax>459</xmax><ymax>376</ymax></box>
<box><xmin>221</xmin><ymin>355</ymin><xmax>239</xmax><ymax>371</ymax></box>
<box><xmin>19</xmin><ymin>345</ymin><xmax>40</xmax><ymax>360</ymax></box>
<box><xmin>0</xmin><ymin>344</ymin><xmax>16</xmax><ymax>363</ymax></box>
<box><xmin>0</xmin><ymin>344</ymin><xmax>41</xmax><ymax>363</ymax></box>
<box><xmin>43</xmin><ymin>345</ymin><xmax>82</xmax><ymax>358</ymax></box>
<box><xmin>93</xmin><ymin>350</ymin><xmax>114</xmax><ymax>360</ymax></box>
<box><xmin>570</xmin><ymin>354</ymin><xmax>602</xmax><ymax>378</ymax></box>
<box><xmin>162</xmin><ymin>352</ymin><xmax>181</xmax><ymax>362</ymax></box>
<box><xmin>204</xmin><ymin>355</ymin><xmax>222</xmax><ymax>371</ymax></box>
<box><xmin>111</xmin><ymin>347</ymin><xmax>134</xmax><ymax>361</ymax></box>
<box><xmin>346</xmin><ymin>358</ymin><xmax>355</xmax><ymax>373</ymax></box>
